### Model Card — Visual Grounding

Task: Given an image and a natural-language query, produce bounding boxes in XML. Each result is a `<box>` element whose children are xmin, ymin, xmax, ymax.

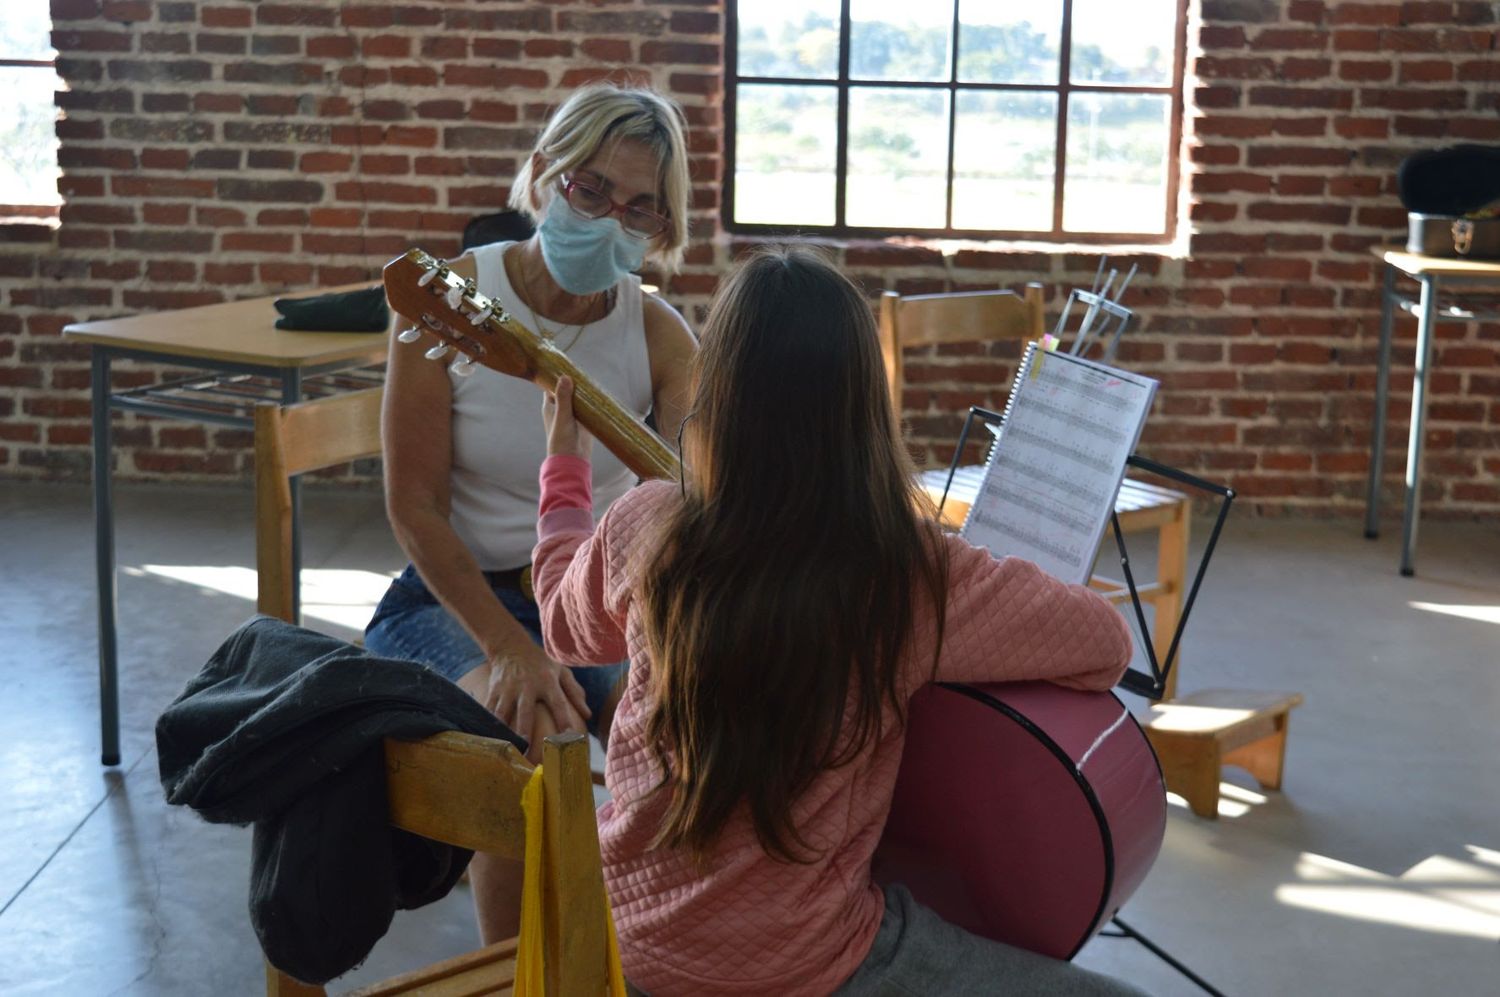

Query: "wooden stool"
<box><xmin>1142</xmin><ymin>689</ymin><xmax>1304</xmax><ymax>819</ymax></box>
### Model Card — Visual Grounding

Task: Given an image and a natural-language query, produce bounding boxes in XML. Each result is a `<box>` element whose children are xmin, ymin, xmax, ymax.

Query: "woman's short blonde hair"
<box><xmin>510</xmin><ymin>83</ymin><xmax>692</xmax><ymax>273</ymax></box>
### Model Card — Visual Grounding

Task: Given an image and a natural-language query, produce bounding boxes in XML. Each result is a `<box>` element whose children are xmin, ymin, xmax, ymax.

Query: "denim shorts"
<box><xmin>365</xmin><ymin>564</ymin><xmax>625</xmax><ymax>736</ymax></box>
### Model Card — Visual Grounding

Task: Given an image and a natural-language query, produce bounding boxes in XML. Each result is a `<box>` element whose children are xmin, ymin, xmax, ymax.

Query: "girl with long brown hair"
<box><xmin>533</xmin><ymin>247</ymin><xmax>1146</xmax><ymax>995</ymax></box>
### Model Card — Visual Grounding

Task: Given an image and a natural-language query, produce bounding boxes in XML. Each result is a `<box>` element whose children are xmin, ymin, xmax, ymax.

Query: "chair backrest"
<box><xmin>266</xmin><ymin>731</ymin><xmax>612</xmax><ymax>996</ymax></box>
<box><xmin>877</xmin><ymin>284</ymin><xmax>1046</xmax><ymax>415</ymax></box>
<box><xmin>463</xmin><ymin>210</ymin><xmax>536</xmax><ymax>251</ymax></box>
<box><xmin>254</xmin><ymin>386</ymin><xmax>385</xmax><ymax>623</ymax></box>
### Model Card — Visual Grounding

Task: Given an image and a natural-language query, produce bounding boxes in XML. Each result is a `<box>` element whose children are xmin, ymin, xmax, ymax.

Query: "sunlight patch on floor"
<box><xmin>127</xmin><ymin>564</ymin><xmax>395</xmax><ymax>631</ymax></box>
<box><xmin>1408</xmin><ymin>601</ymin><xmax>1500</xmax><ymax>626</ymax></box>
<box><xmin>1164</xmin><ymin>780</ymin><xmax>1266</xmax><ymax>819</ymax></box>
<box><xmin>1275</xmin><ymin>849</ymin><xmax>1500</xmax><ymax>941</ymax></box>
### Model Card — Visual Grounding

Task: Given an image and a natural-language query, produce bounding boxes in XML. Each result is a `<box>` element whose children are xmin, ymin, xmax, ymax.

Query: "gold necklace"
<box><xmin>517</xmin><ymin>256</ymin><xmax>598</xmax><ymax>353</ymax></box>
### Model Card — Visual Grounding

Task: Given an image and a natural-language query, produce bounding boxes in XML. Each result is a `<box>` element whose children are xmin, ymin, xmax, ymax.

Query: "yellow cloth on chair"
<box><xmin>514</xmin><ymin>766</ymin><xmax>628</xmax><ymax>996</ymax></box>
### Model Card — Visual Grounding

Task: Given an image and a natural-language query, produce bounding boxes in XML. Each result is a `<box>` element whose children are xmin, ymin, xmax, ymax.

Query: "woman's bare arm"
<box><xmin>382</xmin><ymin>253</ymin><xmax>587</xmax><ymax>752</ymax></box>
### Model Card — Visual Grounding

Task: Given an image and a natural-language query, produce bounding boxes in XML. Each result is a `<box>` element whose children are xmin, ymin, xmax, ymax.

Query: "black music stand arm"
<box><xmin>1114</xmin><ymin>454</ymin><xmax>1236</xmax><ymax>701</ymax></box>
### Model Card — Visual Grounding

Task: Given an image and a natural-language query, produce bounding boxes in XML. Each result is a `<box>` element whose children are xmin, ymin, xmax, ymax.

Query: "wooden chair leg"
<box><xmin>1154</xmin><ymin>501</ymin><xmax>1190</xmax><ymax>702</ymax></box>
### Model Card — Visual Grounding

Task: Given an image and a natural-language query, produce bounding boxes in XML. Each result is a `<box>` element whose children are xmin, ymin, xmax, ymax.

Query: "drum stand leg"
<box><xmin>1104</xmin><ymin>917</ymin><xmax>1226</xmax><ymax>997</ymax></box>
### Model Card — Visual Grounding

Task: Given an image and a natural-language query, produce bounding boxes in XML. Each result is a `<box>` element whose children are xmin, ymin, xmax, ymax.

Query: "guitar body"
<box><xmin>872</xmin><ymin>681</ymin><xmax>1165</xmax><ymax>960</ymax></box>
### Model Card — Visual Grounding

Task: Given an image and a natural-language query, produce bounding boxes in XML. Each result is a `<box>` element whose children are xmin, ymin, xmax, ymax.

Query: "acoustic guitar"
<box><xmin>381</xmin><ymin>247</ymin><xmax>1166</xmax><ymax>960</ymax></box>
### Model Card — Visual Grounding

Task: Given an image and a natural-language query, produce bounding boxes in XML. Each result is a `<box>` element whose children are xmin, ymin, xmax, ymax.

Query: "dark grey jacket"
<box><xmin>156</xmin><ymin>615</ymin><xmax>522</xmax><ymax>985</ymax></box>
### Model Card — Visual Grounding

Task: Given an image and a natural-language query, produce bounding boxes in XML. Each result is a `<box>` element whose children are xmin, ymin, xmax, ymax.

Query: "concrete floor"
<box><xmin>0</xmin><ymin>478</ymin><xmax>1497</xmax><ymax>995</ymax></box>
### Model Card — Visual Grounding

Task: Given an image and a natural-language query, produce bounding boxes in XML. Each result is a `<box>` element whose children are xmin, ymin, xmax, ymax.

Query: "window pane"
<box><xmin>957</xmin><ymin>1</ymin><xmax>1061</xmax><ymax>84</ymax></box>
<box><xmin>953</xmin><ymin>91</ymin><xmax>1057</xmax><ymax>233</ymax></box>
<box><xmin>0</xmin><ymin>68</ymin><xmax>61</xmax><ymax>206</ymax></box>
<box><xmin>846</xmin><ymin>87</ymin><xmax>949</xmax><ymax>229</ymax></box>
<box><xmin>733</xmin><ymin>84</ymin><xmax>838</xmax><ymax>226</ymax></box>
<box><xmin>850</xmin><ymin>0</ymin><xmax>953</xmax><ymax>83</ymax></box>
<box><xmin>1062</xmin><ymin>93</ymin><xmax>1169</xmax><ymax>234</ymax></box>
<box><xmin>0</xmin><ymin>4</ymin><xmax>55</xmax><ymax>62</ymax></box>
<box><xmin>1070</xmin><ymin>0</ymin><xmax>1176</xmax><ymax>86</ymax></box>
<box><xmin>737</xmin><ymin>0</ymin><xmax>841</xmax><ymax>79</ymax></box>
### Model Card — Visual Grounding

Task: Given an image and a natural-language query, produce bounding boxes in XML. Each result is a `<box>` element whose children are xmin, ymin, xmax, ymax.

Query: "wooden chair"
<box><xmin>254</xmin><ymin>387</ymin><xmax>386</xmax><ymax>623</ymax></box>
<box><xmin>265</xmin><ymin>730</ymin><xmax>613</xmax><ymax>995</ymax></box>
<box><xmin>877</xmin><ymin>286</ymin><xmax>1046</xmax><ymax>411</ymax></box>
<box><xmin>879</xmin><ymin>287</ymin><xmax>1192</xmax><ymax>698</ymax></box>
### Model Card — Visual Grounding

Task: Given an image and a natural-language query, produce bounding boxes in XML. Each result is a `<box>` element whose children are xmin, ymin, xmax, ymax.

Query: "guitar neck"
<box><xmin>383</xmin><ymin>248</ymin><xmax>682</xmax><ymax>482</ymax></box>
<box><xmin>519</xmin><ymin>318</ymin><xmax>681</xmax><ymax>481</ymax></box>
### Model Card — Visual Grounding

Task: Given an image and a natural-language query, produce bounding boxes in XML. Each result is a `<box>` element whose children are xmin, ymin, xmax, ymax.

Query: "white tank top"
<box><xmin>447</xmin><ymin>241</ymin><xmax>653</xmax><ymax>569</ymax></box>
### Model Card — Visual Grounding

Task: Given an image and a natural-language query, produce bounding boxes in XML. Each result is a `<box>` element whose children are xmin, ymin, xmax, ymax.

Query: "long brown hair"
<box><xmin>639</xmin><ymin>246</ymin><xmax>949</xmax><ymax>862</ymax></box>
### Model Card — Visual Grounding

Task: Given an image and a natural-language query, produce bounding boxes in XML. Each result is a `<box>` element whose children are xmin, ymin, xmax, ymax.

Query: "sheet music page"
<box><xmin>960</xmin><ymin>347</ymin><xmax>1158</xmax><ymax>585</ymax></box>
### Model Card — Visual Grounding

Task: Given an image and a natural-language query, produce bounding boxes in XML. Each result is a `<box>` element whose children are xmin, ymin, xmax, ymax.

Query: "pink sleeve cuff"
<box><xmin>538</xmin><ymin>454</ymin><xmax>594</xmax><ymax>532</ymax></box>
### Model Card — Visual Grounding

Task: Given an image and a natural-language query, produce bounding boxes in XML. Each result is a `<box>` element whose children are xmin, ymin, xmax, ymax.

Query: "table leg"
<box><xmin>1364</xmin><ymin>264</ymin><xmax>1396</xmax><ymax>539</ymax></box>
<box><xmin>91</xmin><ymin>350</ymin><xmax>121</xmax><ymax>766</ymax></box>
<box><xmin>281</xmin><ymin>371</ymin><xmax>303</xmax><ymax>623</ymax></box>
<box><xmin>1400</xmin><ymin>276</ymin><xmax>1439</xmax><ymax>577</ymax></box>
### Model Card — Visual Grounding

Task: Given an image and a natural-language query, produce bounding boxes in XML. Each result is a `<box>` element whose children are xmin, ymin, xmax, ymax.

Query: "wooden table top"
<box><xmin>1372</xmin><ymin>246</ymin><xmax>1500</xmax><ymax>279</ymax></box>
<box><xmin>63</xmin><ymin>283</ymin><xmax>389</xmax><ymax>369</ymax></box>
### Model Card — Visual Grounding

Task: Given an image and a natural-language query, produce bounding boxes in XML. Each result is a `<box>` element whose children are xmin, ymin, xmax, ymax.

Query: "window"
<box><xmin>0</xmin><ymin>4</ymin><xmax>60</xmax><ymax>220</ymax></box>
<box><xmin>726</xmin><ymin>0</ymin><xmax>1187</xmax><ymax>242</ymax></box>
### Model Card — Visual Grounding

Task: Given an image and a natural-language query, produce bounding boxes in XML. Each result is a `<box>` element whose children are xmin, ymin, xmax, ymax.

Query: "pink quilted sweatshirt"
<box><xmin>532</xmin><ymin>455</ymin><xmax>1133</xmax><ymax>996</ymax></box>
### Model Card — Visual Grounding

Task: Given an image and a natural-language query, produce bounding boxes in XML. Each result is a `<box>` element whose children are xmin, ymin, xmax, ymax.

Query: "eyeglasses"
<box><xmin>560</xmin><ymin>176</ymin><xmax>669</xmax><ymax>240</ymax></box>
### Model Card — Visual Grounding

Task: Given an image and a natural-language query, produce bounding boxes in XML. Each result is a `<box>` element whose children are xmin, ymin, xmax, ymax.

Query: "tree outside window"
<box><xmin>0</xmin><ymin>4</ymin><xmax>61</xmax><ymax>220</ymax></box>
<box><xmin>726</xmin><ymin>0</ymin><xmax>1187</xmax><ymax>242</ymax></box>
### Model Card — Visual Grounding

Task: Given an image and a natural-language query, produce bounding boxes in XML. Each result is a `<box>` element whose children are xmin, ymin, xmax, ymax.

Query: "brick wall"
<box><xmin>2</xmin><ymin>0</ymin><xmax>1498</xmax><ymax>517</ymax></box>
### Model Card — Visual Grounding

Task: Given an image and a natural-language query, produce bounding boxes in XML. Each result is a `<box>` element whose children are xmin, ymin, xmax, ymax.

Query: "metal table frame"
<box><xmin>88</xmin><ymin>348</ymin><xmax>383</xmax><ymax>765</ymax></box>
<box><xmin>1364</xmin><ymin>249</ymin><xmax>1500</xmax><ymax>576</ymax></box>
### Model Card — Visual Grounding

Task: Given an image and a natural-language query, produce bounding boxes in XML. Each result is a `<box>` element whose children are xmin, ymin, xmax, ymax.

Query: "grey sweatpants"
<box><xmin>833</xmin><ymin>884</ymin><xmax>1152</xmax><ymax>996</ymax></box>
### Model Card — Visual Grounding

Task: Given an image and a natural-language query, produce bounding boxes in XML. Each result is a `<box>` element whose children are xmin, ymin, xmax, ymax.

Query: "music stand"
<box><xmin>932</xmin><ymin>406</ymin><xmax>1236</xmax><ymax>702</ymax></box>
<box><xmin>1056</xmin><ymin>256</ymin><xmax>1139</xmax><ymax>364</ymax></box>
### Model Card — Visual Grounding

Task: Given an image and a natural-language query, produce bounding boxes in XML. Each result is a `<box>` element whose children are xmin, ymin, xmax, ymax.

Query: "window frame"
<box><xmin>722</xmin><ymin>0</ymin><xmax>1190</xmax><ymax>244</ymax></box>
<box><xmin>0</xmin><ymin>26</ymin><xmax>60</xmax><ymax>218</ymax></box>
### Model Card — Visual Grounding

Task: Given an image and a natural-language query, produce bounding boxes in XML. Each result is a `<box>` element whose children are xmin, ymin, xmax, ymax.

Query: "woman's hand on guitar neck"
<box><xmin>542</xmin><ymin>375</ymin><xmax>595</xmax><ymax>460</ymax></box>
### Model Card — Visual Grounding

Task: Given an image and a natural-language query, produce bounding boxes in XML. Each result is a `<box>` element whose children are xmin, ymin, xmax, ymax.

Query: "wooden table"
<box><xmin>1365</xmin><ymin>249</ymin><xmax>1500</xmax><ymax>576</ymax></box>
<box><xmin>64</xmin><ymin>288</ymin><xmax>387</xmax><ymax>765</ymax></box>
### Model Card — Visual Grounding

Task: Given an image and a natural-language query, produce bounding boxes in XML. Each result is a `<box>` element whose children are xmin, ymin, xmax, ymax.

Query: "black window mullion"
<box><xmin>945</xmin><ymin>0</ymin><xmax>961</xmax><ymax>231</ymax></box>
<box><xmin>722</xmin><ymin>2</ymin><xmax>740</xmax><ymax>236</ymax></box>
<box><xmin>835</xmin><ymin>0</ymin><xmax>852</xmax><ymax>229</ymax></box>
<box><xmin>1053</xmin><ymin>0</ymin><xmax>1074</xmax><ymax>237</ymax></box>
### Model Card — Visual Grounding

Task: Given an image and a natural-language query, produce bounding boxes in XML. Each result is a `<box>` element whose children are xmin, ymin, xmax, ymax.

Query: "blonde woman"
<box><xmin>365</xmin><ymin>82</ymin><xmax>697</xmax><ymax>941</ymax></box>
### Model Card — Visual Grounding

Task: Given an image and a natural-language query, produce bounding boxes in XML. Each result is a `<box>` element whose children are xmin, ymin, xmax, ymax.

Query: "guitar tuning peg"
<box><xmin>444</xmin><ymin>285</ymin><xmax>465</xmax><ymax>309</ymax></box>
<box><xmin>424</xmin><ymin>343</ymin><xmax>451</xmax><ymax>361</ymax></box>
<box><xmin>468</xmin><ymin>305</ymin><xmax>493</xmax><ymax>327</ymax></box>
<box><xmin>417</xmin><ymin>267</ymin><xmax>439</xmax><ymax>288</ymax></box>
<box><xmin>397</xmin><ymin>326</ymin><xmax>422</xmax><ymax>343</ymax></box>
<box><xmin>449</xmin><ymin>356</ymin><xmax>477</xmax><ymax>377</ymax></box>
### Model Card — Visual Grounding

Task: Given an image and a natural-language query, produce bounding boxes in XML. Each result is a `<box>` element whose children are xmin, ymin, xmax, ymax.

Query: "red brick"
<box><xmin>1331</xmin><ymin>29</ymin><xmax>1381</xmax><ymax>51</ymax></box>
<box><xmin>201</xmin><ymin>4</ymin><xmax>251</xmax><ymax>28</ymax></box>
<box><xmin>1331</xmin><ymin>4</ymin><xmax>1402</xmax><ymax>26</ymax></box>
<box><xmin>1250</xmin><ymin>28</ymin><xmax>1328</xmax><ymax>50</ymax></box>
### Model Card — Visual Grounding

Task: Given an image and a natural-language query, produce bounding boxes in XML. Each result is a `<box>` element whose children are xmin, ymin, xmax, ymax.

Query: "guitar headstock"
<box><xmin>382</xmin><ymin>247</ymin><xmax>535</xmax><ymax>379</ymax></box>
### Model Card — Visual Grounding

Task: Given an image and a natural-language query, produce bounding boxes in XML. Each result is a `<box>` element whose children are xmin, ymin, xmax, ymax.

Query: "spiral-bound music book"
<box><xmin>960</xmin><ymin>343</ymin><xmax>1158</xmax><ymax>585</ymax></box>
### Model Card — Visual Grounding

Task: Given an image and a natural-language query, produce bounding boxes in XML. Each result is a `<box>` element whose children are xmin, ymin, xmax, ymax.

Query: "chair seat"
<box><xmin>344</xmin><ymin>936</ymin><xmax>518</xmax><ymax>997</ymax></box>
<box><xmin>920</xmin><ymin>465</ymin><xmax>1187</xmax><ymax>532</ymax></box>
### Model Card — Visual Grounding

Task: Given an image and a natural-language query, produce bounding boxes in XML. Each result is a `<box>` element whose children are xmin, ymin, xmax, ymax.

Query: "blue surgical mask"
<box><xmin>538</xmin><ymin>201</ymin><xmax>648</xmax><ymax>296</ymax></box>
